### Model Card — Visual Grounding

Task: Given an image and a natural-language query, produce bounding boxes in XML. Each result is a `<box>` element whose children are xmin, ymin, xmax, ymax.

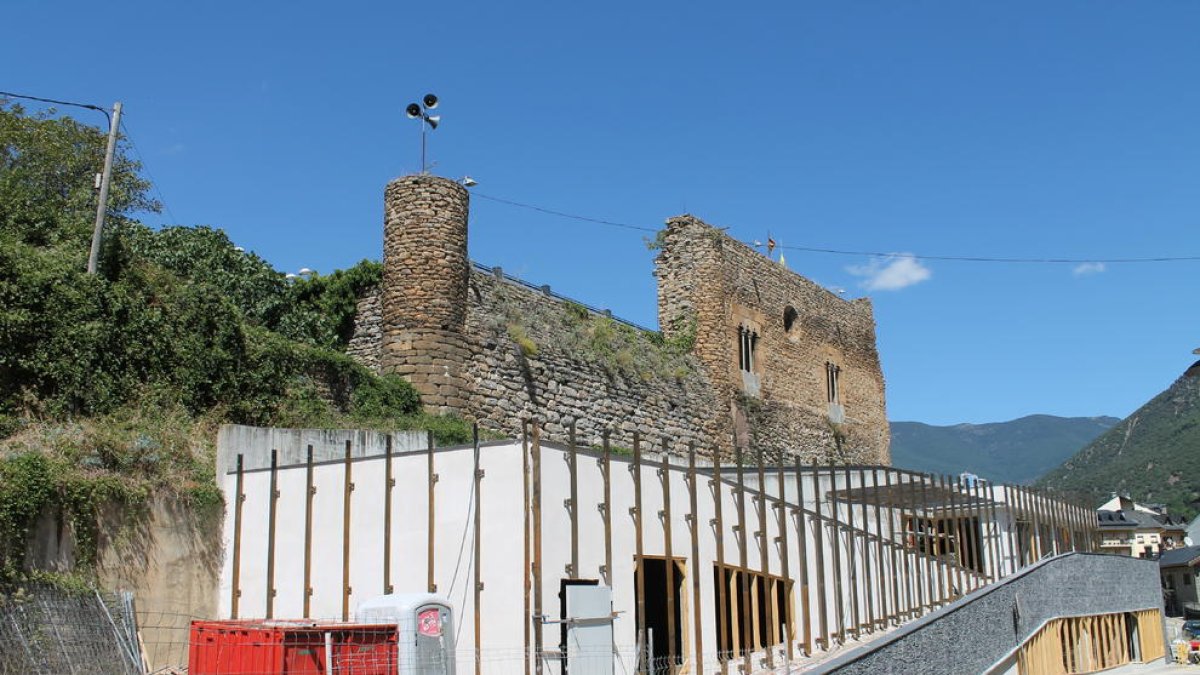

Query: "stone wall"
<box><xmin>380</xmin><ymin>175</ymin><xmax>472</xmax><ymax>414</ymax></box>
<box><xmin>352</xmin><ymin>174</ymin><xmax>889</xmax><ymax>462</ymax></box>
<box><xmin>460</xmin><ymin>269</ymin><xmax>718</xmax><ymax>449</ymax></box>
<box><xmin>656</xmin><ymin>215</ymin><xmax>889</xmax><ymax>463</ymax></box>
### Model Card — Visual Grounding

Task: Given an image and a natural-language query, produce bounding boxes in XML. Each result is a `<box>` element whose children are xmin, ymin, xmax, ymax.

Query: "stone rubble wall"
<box><xmin>656</xmin><ymin>215</ymin><xmax>889</xmax><ymax>463</ymax></box>
<box><xmin>460</xmin><ymin>270</ymin><xmax>718</xmax><ymax>450</ymax></box>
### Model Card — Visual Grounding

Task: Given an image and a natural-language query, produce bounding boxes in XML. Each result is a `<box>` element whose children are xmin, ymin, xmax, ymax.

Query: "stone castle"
<box><xmin>348</xmin><ymin>174</ymin><xmax>889</xmax><ymax>462</ymax></box>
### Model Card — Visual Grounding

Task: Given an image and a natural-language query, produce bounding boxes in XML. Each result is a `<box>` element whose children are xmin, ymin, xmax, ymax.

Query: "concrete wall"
<box><xmin>218</xmin><ymin>425</ymin><xmax>1030</xmax><ymax>673</ymax></box>
<box><xmin>812</xmin><ymin>553</ymin><xmax>1165</xmax><ymax>675</ymax></box>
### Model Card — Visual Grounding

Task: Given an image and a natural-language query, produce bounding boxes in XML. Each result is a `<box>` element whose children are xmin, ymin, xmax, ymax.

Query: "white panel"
<box><xmin>566</xmin><ymin>585</ymin><xmax>614</xmax><ymax>675</ymax></box>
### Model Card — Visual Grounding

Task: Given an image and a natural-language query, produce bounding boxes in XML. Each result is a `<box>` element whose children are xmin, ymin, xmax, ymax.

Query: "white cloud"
<box><xmin>1072</xmin><ymin>262</ymin><xmax>1106</xmax><ymax>277</ymax></box>
<box><xmin>846</xmin><ymin>254</ymin><xmax>932</xmax><ymax>291</ymax></box>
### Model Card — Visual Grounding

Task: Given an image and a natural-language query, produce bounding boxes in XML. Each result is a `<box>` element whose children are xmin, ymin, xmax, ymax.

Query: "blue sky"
<box><xmin>4</xmin><ymin>1</ymin><xmax>1198</xmax><ymax>425</ymax></box>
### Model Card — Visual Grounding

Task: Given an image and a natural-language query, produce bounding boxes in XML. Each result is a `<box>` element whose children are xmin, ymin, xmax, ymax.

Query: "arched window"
<box><xmin>783</xmin><ymin>306</ymin><xmax>798</xmax><ymax>333</ymax></box>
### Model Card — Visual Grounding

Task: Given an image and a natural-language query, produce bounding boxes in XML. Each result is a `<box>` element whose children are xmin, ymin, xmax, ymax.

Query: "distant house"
<box><xmin>1160</xmin><ymin>545</ymin><xmax>1200</xmax><ymax>617</ymax></box>
<box><xmin>1097</xmin><ymin>495</ymin><xmax>1188</xmax><ymax>558</ymax></box>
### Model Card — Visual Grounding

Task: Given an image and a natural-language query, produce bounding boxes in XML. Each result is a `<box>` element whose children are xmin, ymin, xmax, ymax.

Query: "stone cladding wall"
<box><xmin>380</xmin><ymin>175</ymin><xmax>472</xmax><ymax>414</ymax></box>
<box><xmin>655</xmin><ymin>215</ymin><xmax>889</xmax><ymax>463</ymax></box>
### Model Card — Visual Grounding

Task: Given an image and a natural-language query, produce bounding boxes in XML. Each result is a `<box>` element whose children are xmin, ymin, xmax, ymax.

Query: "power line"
<box><xmin>0</xmin><ymin>90</ymin><xmax>110</xmax><ymax>125</ymax></box>
<box><xmin>474</xmin><ymin>190</ymin><xmax>1200</xmax><ymax>264</ymax></box>
<box><xmin>775</xmin><ymin>244</ymin><xmax>1200</xmax><ymax>264</ymax></box>
<box><xmin>473</xmin><ymin>192</ymin><xmax>657</xmax><ymax>232</ymax></box>
<box><xmin>119</xmin><ymin>117</ymin><xmax>180</xmax><ymax>225</ymax></box>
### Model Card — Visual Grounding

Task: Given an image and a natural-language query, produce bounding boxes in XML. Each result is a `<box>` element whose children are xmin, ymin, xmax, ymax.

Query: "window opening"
<box><xmin>783</xmin><ymin>306</ymin><xmax>798</xmax><ymax>333</ymax></box>
<box><xmin>825</xmin><ymin>362</ymin><xmax>841</xmax><ymax>404</ymax></box>
<box><xmin>738</xmin><ymin>326</ymin><xmax>758</xmax><ymax>373</ymax></box>
<box><xmin>712</xmin><ymin>564</ymin><xmax>791</xmax><ymax>661</ymax></box>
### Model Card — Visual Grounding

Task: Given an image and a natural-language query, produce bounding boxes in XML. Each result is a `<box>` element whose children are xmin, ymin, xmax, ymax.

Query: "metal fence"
<box><xmin>0</xmin><ymin>583</ymin><xmax>146</xmax><ymax>675</ymax></box>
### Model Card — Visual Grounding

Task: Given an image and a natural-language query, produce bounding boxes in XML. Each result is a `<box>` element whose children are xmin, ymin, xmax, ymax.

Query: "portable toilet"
<box><xmin>356</xmin><ymin>593</ymin><xmax>455</xmax><ymax>675</ymax></box>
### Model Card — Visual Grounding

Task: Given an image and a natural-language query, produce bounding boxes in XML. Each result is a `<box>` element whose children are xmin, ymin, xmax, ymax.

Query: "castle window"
<box><xmin>783</xmin><ymin>306</ymin><xmax>798</xmax><ymax>333</ymax></box>
<box><xmin>738</xmin><ymin>326</ymin><xmax>758</xmax><ymax>373</ymax></box>
<box><xmin>825</xmin><ymin>361</ymin><xmax>841</xmax><ymax>404</ymax></box>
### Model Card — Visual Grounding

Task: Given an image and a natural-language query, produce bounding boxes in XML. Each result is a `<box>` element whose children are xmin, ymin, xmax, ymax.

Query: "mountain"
<box><xmin>1038</xmin><ymin>364</ymin><xmax>1200</xmax><ymax>516</ymax></box>
<box><xmin>890</xmin><ymin>414</ymin><xmax>1120</xmax><ymax>485</ymax></box>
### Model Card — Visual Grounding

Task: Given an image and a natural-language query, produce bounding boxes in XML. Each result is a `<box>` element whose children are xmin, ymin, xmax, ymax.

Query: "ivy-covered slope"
<box><xmin>0</xmin><ymin>102</ymin><xmax>466</xmax><ymax>584</ymax></box>
<box><xmin>1037</xmin><ymin>364</ymin><xmax>1200</xmax><ymax>516</ymax></box>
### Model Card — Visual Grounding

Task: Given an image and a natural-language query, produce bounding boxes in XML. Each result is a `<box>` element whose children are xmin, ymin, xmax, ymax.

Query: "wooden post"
<box><xmin>342</xmin><ymin>440</ymin><xmax>354</xmax><ymax>621</ymax></box>
<box><xmin>568</xmin><ymin>421</ymin><xmax>580</xmax><ymax>579</ymax></box>
<box><xmin>774</xmin><ymin>457</ymin><xmax>794</xmax><ymax>664</ymax></box>
<box><xmin>473</xmin><ymin>424</ymin><xmax>483</xmax><ymax>675</ymax></box>
<box><xmin>827</xmin><ymin>463</ymin><xmax>845</xmax><ymax>643</ymax></box>
<box><xmin>383</xmin><ymin>436</ymin><xmax>394</xmax><ymax>594</ymax></box>
<box><xmin>793</xmin><ymin>457</ymin><xmax>812</xmax><ymax>656</ymax></box>
<box><xmin>304</xmin><ymin>445</ymin><xmax>315</xmax><ymax>617</ymax></box>
<box><xmin>602</xmin><ymin>431</ymin><xmax>613</xmax><ymax>586</ymax></box>
<box><xmin>858</xmin><ymin>467</ymin><xmax>877</xmax><ymax>632</ymax></box>
<box><xmin>230</xmin><ymin>454</ymin><xmax>244</xmax><ymax>620</ymax></box>
<box><xmin>809</xmin><ymin>461</ymin><xmax>829</xmax><ymax>650</ymax></box>
<box><xmin>532</xmin><ymin>423</ymin><xmax>544</xmax><ymax>675</ymax></box>
<box><xmin>266</xmin><ymin>449</ymin><xmax>278</xmax><ymax>619</ymax></box>
<box><xmin>522</xmin><ymin>422</ymin><xmax>532</xmax><ymax>675</ymax></box>
<box><xmin>427</xmin><ymin>431</ymin><xmax>438</xmax><ymax>593</ymax></box>
<box><xmin>633</xmin><ymin>432</ymin><xmax>647</xmax><ymax>674</ymax></box>
<box><xmin>881</xmin><ymin>470</ymin><xmax>903</xmax><ymax>622</ymax></box>
<box><xmin>842</xmin><ymin>465</ymin><xmax>860</xmax><ymax>637</ymax></box>
<box><xmin>918</xmin><ymin>474</ymin><xmax>940</xmax><ymax>608</ymax></box>
<box><xmin>870</xmin><ymin>468</ymin><xmax>888</xmax><ymax>628</ymax></box>
<box><xmin>661</xmin><ymin>439</ymin><xmax>677</xmax><ymax>674</ymax></box>
<box><xmin>712</xmin><ymin>448</ymin><xmax>729</xmax><ymax>670</ymax></box>
<box><xmin>687</xmin><ymin>444</ymin><xmax>705</xmax><ymax>675</ymax></box>
<box><xmin>984</xmin><ymin>482</ymin><xmax>1003</xmax><ymax>578</ymax></box>
<box><xmin>735</xmin><ymin>446</ymin><xmax>752</xmax><ymax>668</ymax></box>
<box><xmin>755</xmin><ymin>449</ymin><xmax>774</xmax><ymax>668</ymax></box>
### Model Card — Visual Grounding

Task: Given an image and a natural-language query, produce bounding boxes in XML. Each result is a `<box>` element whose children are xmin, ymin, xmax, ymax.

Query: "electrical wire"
<box><xmin>0</xmin><ymin>89</ymin><xmax>110</xmax><ymax>125</ymax></box>
<box><xmin>474</xmin><ymin>190</ymin><xmax>1200</xmax><ymax>265</ymax></box>
<box><xmin>119</xmin><ymin>117</ymin><xmax>181</xmax><ymax>225</ymax></box>
<box><xmin>473</xmin><ymin>192</ymin><xmax>658</xmax><ymax>233</ymax></box>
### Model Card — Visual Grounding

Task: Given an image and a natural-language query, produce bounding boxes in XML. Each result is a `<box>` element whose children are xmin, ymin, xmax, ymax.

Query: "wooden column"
<box><xmin>304</xmin><ymin>445</ymin><xmax>315</xmax><ymax>617</ymax></box>
<box><xmin>711</xmin><ymin>448</ymin><xmax>729</xmax><ymax>671</ymax></box>
<box><xmin>809</xmin><ymin>462</ymin><xmax>829</xmax><ymax>649</ymax></box>
<box><xmin>532</xmin><ymin>424</ymin><xmax>544</xmax><ymax>675</ymax></box>
<box><xmin>632</xmin><ymin>433</ymin><xmax>647</xmax><ymax>674</ymax></box>
<box><xmin>266</xmin><ymin>449</ymin><xmax>278</xmax><ymax>619</ymax></box>
<box><xmin>342</xmin><ymin>440</ymin><xmax>354</xmax><ymax>621</ymax></box>
<box><xmin>793</xmin><ymin>457</ymin><xmax>812</xmax><ymax>656</ymax></box>
<box><xmin>230</xmin><ymin>454</ymin><xmax>244</xmax><ymax>619</ymax></box>
<box><xmin>661</xmin><ymin>440</ymin><xmax>677</xmax><ymax>674</ymax></box>
<box><xmin>687</xmin><ymin>444</ymin><xmax>704</xmax><ymax>674</ymax></box>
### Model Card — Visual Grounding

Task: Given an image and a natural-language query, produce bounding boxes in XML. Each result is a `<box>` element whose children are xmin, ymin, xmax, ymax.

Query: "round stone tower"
<box><xmin>380</xmin><ymin>174</ymin><xmax>472</xmax><ymax>415</ymax></box>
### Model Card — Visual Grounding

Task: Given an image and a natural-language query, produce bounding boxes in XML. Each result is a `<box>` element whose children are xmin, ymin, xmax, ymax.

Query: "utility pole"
<box><xmin>87</xmin><ymin>101</ymin><xmax>122</xmax><ymax>275</ymax></box>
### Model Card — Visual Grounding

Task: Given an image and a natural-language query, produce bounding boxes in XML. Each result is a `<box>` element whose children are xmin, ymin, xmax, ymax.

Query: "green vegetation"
<box><xmin>890</xmin><ymin>414</ymin><xmax>1120</xmax><ymax>485</ymax></box>
<box><xmin>0</xmin><ymin>102</ymin><xmax>467</xmax><ymax>583</ymax></box>
<box><xmin>1037</xmin><ymin>369</ymin><xmax>1200</xmax><ymax>517</ymax></box>
<box><xmin>491</xmin><ymin>284</ymin><xmax>699</xmax><ymax>383</ymax></box>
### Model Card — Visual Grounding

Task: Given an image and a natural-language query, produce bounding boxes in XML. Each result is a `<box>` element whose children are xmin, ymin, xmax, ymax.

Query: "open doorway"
<box><xmin>634</xmin><ymin>557</ymin><xmax>685</xmax><ymax>674</ymax></box>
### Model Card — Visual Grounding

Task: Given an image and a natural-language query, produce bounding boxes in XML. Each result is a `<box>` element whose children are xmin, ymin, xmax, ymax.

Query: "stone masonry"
<box><xmin>380</xmin><ymin>175</ymin><xmax>472</xmax><ymax>414</ymax></box>
<box><xmin>656</xmin><ymin>215</ymin><xmax>889</xmax><ymax>462</ymax></box>
<box><xmin>356</xmin><ymin>174</ymin><xmax>889</xmax><ymax>462</ymax></box>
